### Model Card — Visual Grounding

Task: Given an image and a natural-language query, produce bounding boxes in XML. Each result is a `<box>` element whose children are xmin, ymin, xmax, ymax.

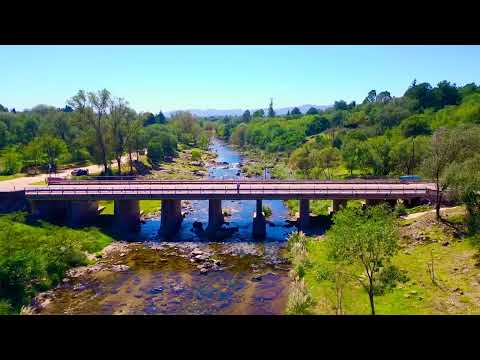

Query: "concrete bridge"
<box><xmin>23</xmin><ymin>178</ymin><xmax>436</xmax><ymax>238</ymax></box>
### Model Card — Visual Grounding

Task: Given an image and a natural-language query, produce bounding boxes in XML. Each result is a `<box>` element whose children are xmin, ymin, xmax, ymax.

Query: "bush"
<box><xmin>374</xmin><ymin>265</ymin><xmax>409</xmax><ymax>295</ymax></box>
<box><xmin>191</xmin><ymin>149</ymin><xmax>201</xmax><ymax>161</ymax></box>
<box><xmin>394</xmin><ymin>202</ymin><xmax>407</xmax><ymax>217</ymax></box>
<box><xmin>0</xmin><ymin>299</ymin><xmax>13</xmax><ymax>315</ymax></box>
<box><xmin>286</xmin><ymin>279</ymin><xmax>314</xmax><ymax>314</ymax></box>
<box><xmin>262</xmin><ymin>204</ymin><xmax>272</xmax><ymax>218</ymax></box>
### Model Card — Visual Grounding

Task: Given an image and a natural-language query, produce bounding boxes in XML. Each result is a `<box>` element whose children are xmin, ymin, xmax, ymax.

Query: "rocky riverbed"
<box><xmin>31</xmin><ymin>241</ymin><xmax>290</xmax><ymax>315</ymax></box>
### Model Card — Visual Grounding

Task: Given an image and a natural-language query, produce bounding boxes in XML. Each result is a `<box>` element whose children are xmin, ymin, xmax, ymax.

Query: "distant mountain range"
<box><xmin>164</xmin><ymin>104</ymin><xmax>331</xmax><ymax>118</ymax></box>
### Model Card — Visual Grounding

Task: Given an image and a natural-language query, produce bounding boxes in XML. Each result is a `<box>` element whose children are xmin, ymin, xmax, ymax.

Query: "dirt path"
<box><xmin>402</xmin><ymin>206</ymin><xmax>462</xmax><ymax>220</ymax></box>
<box><xmin>0</xmin><ymin>156</ymin><xmax>130</xmax><ymax>191</ymax></box>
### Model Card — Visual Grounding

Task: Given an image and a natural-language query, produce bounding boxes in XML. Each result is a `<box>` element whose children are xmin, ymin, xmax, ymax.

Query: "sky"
<box><xmin>1</xmin><ymin>45</ymin><xmax>480</xmax><ymax>113</ymax></box>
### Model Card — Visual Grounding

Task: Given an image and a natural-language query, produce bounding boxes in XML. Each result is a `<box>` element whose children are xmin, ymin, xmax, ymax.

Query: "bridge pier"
<box><xmin>66</xmin><ymin>201</ymin><xmax>99</xmax><ymax>227</ymax></box>
<box><xmin>332</xmin><ymin>199</ymin><xmax>348</xmax><ymax>214</ymax></box>
<box><xmin>206</xmin><ymin>199</ymin><xmax>224</xmax><ymax>237</ymax></box>
<box><xmin>159</xmin><ymin>199</ymin><xmax>183</xmax><ymax>238</ymax></box>
<box><xmin>114</xmin><ymin>199</ymin><xmax>140</xmax><ymax>232</ymax></box>
<box><xmin>298</xmin><ymin>199</ymin><xmax>310</xmax><ymax>230</ymax></box>
<box><xmin>252</xmin><ymin>199</ymin><xmax>266</xmax><ymax>238</ymax></box>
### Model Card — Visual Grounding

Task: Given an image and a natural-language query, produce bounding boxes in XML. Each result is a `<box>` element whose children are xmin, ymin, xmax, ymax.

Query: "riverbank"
<box><xmin>298</xmin><ymin>206</ymin><xmax>480</xmax><ymax>314</ymax></box>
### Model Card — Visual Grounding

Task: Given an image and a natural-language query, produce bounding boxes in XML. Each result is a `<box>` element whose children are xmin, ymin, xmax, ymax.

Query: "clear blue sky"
<box><xmin>1</xmin><ymin>45</ymin><xmax>480</xmax><ymax>113</ymax></box>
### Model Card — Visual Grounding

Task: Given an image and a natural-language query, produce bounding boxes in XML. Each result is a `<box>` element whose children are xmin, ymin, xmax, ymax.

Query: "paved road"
<box><xmin>24</xmin><ymin>181</ymin><xmax>437</xmax><ymax>201</ymax></box>
<box><xmin>0</xmin><ymin>157</ymin><xmax>130</xmax><ymax>191</ymax></box>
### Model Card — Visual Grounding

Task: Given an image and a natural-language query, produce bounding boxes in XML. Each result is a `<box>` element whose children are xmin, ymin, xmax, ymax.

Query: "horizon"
<box><xmin>1</xmin><ymin>45</ymin><xmax>480</xmax><ymax>113</ymax></box>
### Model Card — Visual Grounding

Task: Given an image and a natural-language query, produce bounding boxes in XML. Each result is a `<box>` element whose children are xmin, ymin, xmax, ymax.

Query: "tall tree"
<box><xmin>68</xmin><ymin>89</ymin><xmax>112</xmax><ymax>174</ymax></box>
<box><xmin>268</xmin><ymin>98</ymin><xmax>275</xmax><ymax>117</ymax></box>
<box><xmin>327</xmin><ymin>205</ymin><xmax>399</xmax><ymax>315</ymax></box>
<box><xmin>242</xmin><ymin>110</ymin><xmax>251</xmax><ymax>122</ymax></box>
<box><xmin>363</xmin><ymin>90</ymin><xmax>377</xmax><ymax>104</ymax></box>
<box><xmin>306</xmin><ymin>107</ymin><xmax>318</xmax><ymax>115</ymax></box>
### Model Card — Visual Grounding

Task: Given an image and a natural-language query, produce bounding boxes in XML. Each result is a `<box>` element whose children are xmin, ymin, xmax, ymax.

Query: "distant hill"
<box><xmin>165</xmin><ymin>104</ymin><xmax>331</xmax><ymax>118</ymax></box>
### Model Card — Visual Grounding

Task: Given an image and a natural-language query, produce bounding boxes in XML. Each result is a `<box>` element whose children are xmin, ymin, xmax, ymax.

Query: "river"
<box><xmin>33</xmin><ymin>139</ymin><xmax>294</xmax><ymax>315</ymax></box>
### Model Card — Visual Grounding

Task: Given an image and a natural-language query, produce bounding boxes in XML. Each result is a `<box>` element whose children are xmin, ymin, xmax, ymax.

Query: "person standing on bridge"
<box><xmin>237</xmin><ymin>182</ymin><xmax>240</xmax><ymax>194</ymax></box>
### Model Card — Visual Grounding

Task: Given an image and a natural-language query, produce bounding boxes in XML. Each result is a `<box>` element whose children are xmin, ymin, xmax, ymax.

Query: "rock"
<box><xmin>200</xmin><ymin>268</ymin><xmax>209</xmax><ymax>275</ymax></box>
<box><xmin>213</xmin><ymin>259</ymin><xmax>222</xmax><ymax>266</ymax></box>
<box><xmin>111</xmin><ymin>264</ymin><xmax>130</xmax><ymax>272</ymax></box>
<box><xmin>404</xmin><ymin>294</ymin><xmax>411</xmax><ymax>299</ymax></box>
<box><xmin>73</xmin><ymin>284</ymin><xmax>87</xmax><ymax>291</ymax></box>
<box><xmin>442</xmin><ymin>241</ymin><xmax>450</xmax><ymax>246</ymax></box>
<box><xmin>409</xmin><ymin>290</ymin><xmax>417</xmax><ymax>295</ymax></box>
<box><xmin>251</xmin><ymin>275</ymin><xmax>262</xmax><ymax>282</ymax></box>
<box><xmin>120</xmin><ymin>253</ymin><xmax>126</xmax><ymax>257</ymax></box>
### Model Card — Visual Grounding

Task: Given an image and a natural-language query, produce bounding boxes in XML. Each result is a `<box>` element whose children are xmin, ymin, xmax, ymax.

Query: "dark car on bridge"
<box><xmin>71</xmin><ymin>168</ymin><xmax>89</xmax><ymax>176</ymax></box>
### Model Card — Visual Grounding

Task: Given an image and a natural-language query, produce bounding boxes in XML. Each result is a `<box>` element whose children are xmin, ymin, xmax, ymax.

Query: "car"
<box><xmin>399</xmin><ymin>175</ymin><xmax>422</xmax><ymax>181</ymax></box>
<box><xmin>71</xmin><ymin>168</ymin><xmax>89</xmax><ymax>176</ymax></box>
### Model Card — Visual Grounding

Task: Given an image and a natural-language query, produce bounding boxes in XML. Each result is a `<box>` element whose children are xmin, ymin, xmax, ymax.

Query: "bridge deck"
<box><xmin>25</xmin><ymin>181</ymin><xmax>437</xmax><ymax>201</ymax></box>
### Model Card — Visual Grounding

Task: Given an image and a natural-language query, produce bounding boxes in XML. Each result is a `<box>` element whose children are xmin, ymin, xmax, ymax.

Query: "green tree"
<box><xmin>306</xmin><ymin>116</ymin><xmax>329</xmax><ymax>136</ymax></box>
<box><xmin>342</xmin><ymin>139</ymin><xmax>362</xmax><ymax>176</ymax></box>
<box><xmin>242</xmin><ymin>110</ymin><xmax>251</xmax><ymax>122</ymax></box>
<box><xmin>39</xmin><ymin>136</ymin><xmax>68</xmax><ymax>171</ymax></box>
<box><xmin>291</xmin><ymin>107</ymin><xmax>302</xmax><ymax>116</ymax></box>
<box><xmin>400</xmin><ymin>115</ymin><xmax>432</xmax><ymax>137</ymax></box>
<box><xmin>306</xmin><ymin>107</ymin><xmax>319</xmax><ymax>115</ymax></box>
<box><xmin>1</xmin><ymin>148</ymin><xmax>22</xmax><ymax>175</ymax></box>
<box><xmin>363</xmin><ymin>90</ymin><xmax>377</xmax><ymax>104</ymax></box>
<box><xmin>68</xmin><ymin>89</ymin><xmax>113</xmax><ymax>174</ymax></box>
<box><xmin>23</xmin><ymin>139</ymin><xmax>45</xmax><ymax>174</ymax></box>
<box><xmin>327</xmin><ymin>205</ymin><xmax>399</xmax><ymax>315</ymax></box>
<box><xmin>252</xmin><ymin>109</ymin><xmax>265</xmax><ymax>118</ymax></box>
<box><xmin>268</xmin><ymin>98</ymin><xmax>275</xmax><ymax>117</ymax></box>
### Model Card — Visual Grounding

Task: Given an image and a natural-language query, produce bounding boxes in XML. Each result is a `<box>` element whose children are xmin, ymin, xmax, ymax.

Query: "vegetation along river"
<box><xmin>33</xmin><ymin>139</ymin><xmax>294</xmax><ymax>315</ymax></box>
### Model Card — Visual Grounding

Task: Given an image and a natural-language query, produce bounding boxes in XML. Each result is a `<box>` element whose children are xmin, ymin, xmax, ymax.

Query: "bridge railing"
<box><xmin>25</xmin><ymin>184</ymin><xmax>434</xmax><ymax>197</ymax></box>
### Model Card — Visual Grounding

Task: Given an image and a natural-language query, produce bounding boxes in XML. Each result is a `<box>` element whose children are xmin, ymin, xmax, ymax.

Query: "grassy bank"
<box><xmin>0</xmin><ymin>212</ymin><xmax>113</xmax><ymax>314</ymax></box>
<box><xmin>299</xmin><ymin>207</ymin><xmax>480</xmax><ymax>314</ymax></box>
<box><xmin>99</xmin><ymin>200</ymin><xmax>161</xmax><ymax>216</ymax></box>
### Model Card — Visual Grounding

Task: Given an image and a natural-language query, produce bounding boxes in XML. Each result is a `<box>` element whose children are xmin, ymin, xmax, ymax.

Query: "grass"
<box><xmin>99</xmin><ymin>200</ymin><xmax>161</xmax><ymax>216</ymax></box>
<box><xmin>302</xmin><ymin>210</ymin><xmax>480</xmax><ymax>314</ymax></box>
<box><xmin>29</xmin><ymin>180</ymin><xmax>47</xmax><ymax>186</ymax></box>
<box><xmin>0</xmin><ymin>212</ymin><xmax>113</xmax><ymax>314</ymax></box>
<box><xmin>0</xmin><ymin>173</ymin><xmax>26</xmax><ymax>181</ymax></box>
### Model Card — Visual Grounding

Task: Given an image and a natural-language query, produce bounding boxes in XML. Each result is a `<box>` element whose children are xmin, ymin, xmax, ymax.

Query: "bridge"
<box><xmin>23</xmin><ymin>178</ymin><xmax>437</xmax><ymax>239</ymax></box>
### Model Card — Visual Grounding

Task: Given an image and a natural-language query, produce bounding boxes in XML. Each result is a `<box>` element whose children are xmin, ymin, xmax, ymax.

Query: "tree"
<box><xmin>334</xmin><ymin>100</ymin><xmax>348</xmax><ymax>110</ymax></box>
<box><xmin>423</xmin><ymin>126</ymin><xmax>480</xmax><ymax>219</ymax></box>
<box><xmin>252</xmin><ymin>109</ymin><xmax>264</xmax><ymax>118</ymax></box>
<box><xmin>306</xmin><ymin>116</ymin><xmax>329</xmax><ymax>136</ymax></box>
<box><xmin>433</xmin><ymin>80</ymin><xmax>460</xmax><ymax>109</ymax></box>
<box><xmin>68</xmin><ymin>89</ymin><xmax>113</xmax><ymax>174</ymax></box>
<box><xmin>306</xmin><ymin>107</ymin><xmax>318</xmax><ymax>115</ymax></box>
<box><xmin>23</xmin><ymin>139</ymin><xmax>44</xmax><ymax>174</ymax></box>
<box><xmin>341</xmin><ymin>139</ymin><xmax>362</xmax><ymax>176</ymax></box>
<box><xmin>155</xmin><ymin>111</ymin><xmax>166</xmax><ymax>124</ymax></box>
<box><xmin>400</xmin><ymin>115</ymin><xmax>432</xmax><ymax>137</ymax></box>
<box><xmin>0</xmin><ymin>122</ymin><xmax>8</xmax><ymax>149</ymax></box>
<box><xmin>1</xmin><ymin>148</ymin><xmax>22</xmax><ymax>175</ymax></box>
<box><xmin>363</xmin><ymin>90</ymin><xmax>377</xmax><ymax>104</ymax></box>
<box><xmin>268</xmin><ymin>98</ymin><xmax>275</xmax><ymax>117</ymax></box>
<box><xmin>110</xmin><ymin>97</ymin><xmax>130</xmax><ymax>175</ymax></box>
<box><xmin>404</xmin><ymin>82</ymin><xmax>436</xmax><ymax>110</ymax></box>
<box><xmin>326</xmin><ymin>205</ymin><xmax>399</xmax><ymax>315</ymax></box>
<box><xmin>291</xmin><ymin>107</ymin><xmax>302</xmax><ymax>116</ymax></box>
<box><xmin>242</xmin><ymin>110</ymin><xmax>251</xmax><ymax>122</ymax></box>
<box><xmin>39</xmin><ymin>135</ymin><xmax>68</xmax><ymax>171</ymax></box>
<box><xmin>376</xmin><ymin>91</ymin><xmax>392</xmax><ymax>104</ymax></box>
<box><xmin>311</xmin><ymin>146</ymin><xmax>342</xmax><ymax>179</ymax></box>
<box><xmin>443</xmin><ymin>154</ymin><xmax>480</xmax><ymax>234</ymax></box>
<box><xmin>143</xmin><ymin>112</ymin><xmax>156</xmax><ymax>126</ymax></box>
<box><xmin>0</xmin><ymin>104</ymin><xmax>8</xmax><ymax>112</ymax></box>
<box><xmin>230</xmin><ymin>123</ymin><xmax>248</xmax><ymax>147</ymax></box>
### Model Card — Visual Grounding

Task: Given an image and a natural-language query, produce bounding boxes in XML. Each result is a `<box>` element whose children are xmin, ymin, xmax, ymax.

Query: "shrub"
<box><xmin>262</xmin><ymin>204</ymin><xmax>272</xmax><ymax>218</ymax></box>
<box><xmin>191</xmin><ymin>149</ymin><xmax>201</xmax><ymax>161</ymax></box>
<box><xmin>286</xmin><ymin>278</ymin><xmax>314</xmax><ymax>314</ymax></box>
<box><xmin>374</xmin><ymin>265</ymin><xmax>409</xmax><ymax>295</ymax></box>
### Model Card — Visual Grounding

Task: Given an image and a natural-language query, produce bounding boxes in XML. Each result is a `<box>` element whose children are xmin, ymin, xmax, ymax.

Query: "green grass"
<box><xmin>29</xmin><ymin>180</ymin><xmax>47</xmax><ymax>186</ymax></box>
<box><xmin>0</xmin><ymin>212</ymin><xmax>113</xmax><ymax>314</ymax></box>
<box><xmin>99</xmin><ymin>200</ymin><xmax>161</xmax><ymax>216</ymax></box>
<box><xmin>0</xmin><ymin>173</ymin><xmax>26</xmax><ymax>181</ymax></box>
<box><xmin>302</xmin><ymin>216</ymin><xmax>480</xmax><ymax>315</ymax></box>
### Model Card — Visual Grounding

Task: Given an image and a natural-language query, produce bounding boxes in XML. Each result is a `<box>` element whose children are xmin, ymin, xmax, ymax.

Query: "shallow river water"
<box><xmin>34</xmin><ymin>139</ymin><xmax>295</xmax><ymax>315</ymax></box>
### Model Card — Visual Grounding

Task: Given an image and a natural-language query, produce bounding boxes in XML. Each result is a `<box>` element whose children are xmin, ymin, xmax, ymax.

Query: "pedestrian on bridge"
<box><xmin>237</xmin><ymin>182</ymin><xmax>240</xmax><ymax>194</ymax></box>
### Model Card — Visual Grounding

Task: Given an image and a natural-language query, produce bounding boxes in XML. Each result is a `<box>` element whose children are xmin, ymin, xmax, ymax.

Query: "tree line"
<box><xmin>0</xmin><ymin>90</ymin><xmax>208</xmax><ymax>176</ymax></box>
